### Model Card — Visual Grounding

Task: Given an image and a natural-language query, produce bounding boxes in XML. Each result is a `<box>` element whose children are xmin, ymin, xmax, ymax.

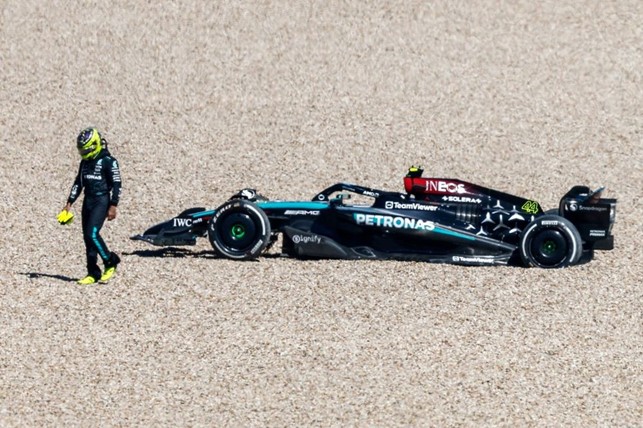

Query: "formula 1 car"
<box><xmin>131</xmin><ymin>167</ymin><xmax>616</xmax><ymax>268</ymax></box>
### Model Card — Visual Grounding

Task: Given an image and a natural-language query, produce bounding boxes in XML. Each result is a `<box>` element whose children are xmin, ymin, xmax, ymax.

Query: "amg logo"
<box><xmin>354</xmin><ymin>213</ymin><xmax>435</xmax><ymax>231</ymax></box>
<box><xmin>425</xmin><ymin>180</ymin><xmax>467</xmax><ymax>194</ymax></box>
<box><xmin>284</xmin><ymin>210</ymin><xmax>320</xmax><ymax>216</ymax></box>
<box><xmin>173</xmin><ymin>218</ymin><xmax>192</xmax><ymax>227</ymax></box>
<box><xmin>385</xmin><ymin>201</ymin><xmax>438</xmax><ymax>211</ymax></box>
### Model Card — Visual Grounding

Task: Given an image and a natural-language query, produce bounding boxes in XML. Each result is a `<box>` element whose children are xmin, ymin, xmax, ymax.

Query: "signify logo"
<box><xmin>292</xmin><ymin>234</ymin><xmax>322</xmax><ymax>244</ymax></box>
<box><xmin>354</xmin><ymin>213</ymin><xmax>435</xmax><ymax>231</ymax></box>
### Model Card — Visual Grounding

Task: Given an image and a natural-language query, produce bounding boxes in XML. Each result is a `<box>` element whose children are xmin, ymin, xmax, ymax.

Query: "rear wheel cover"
<box><xmin>208</xmin><ymin>200</ymin><xmax>271</xmax><ymax>260</ymax></box>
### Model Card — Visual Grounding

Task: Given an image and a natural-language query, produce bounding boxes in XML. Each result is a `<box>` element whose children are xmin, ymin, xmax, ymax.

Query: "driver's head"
<box><xmin>76</xmin><ymin>127</ymin><xmax>103</xmax><ymax>160</ymax></box>
<box><xmin>406</xmin><ymin>166</ymin><xmax>424</xmax><ymax>178</ymax></box>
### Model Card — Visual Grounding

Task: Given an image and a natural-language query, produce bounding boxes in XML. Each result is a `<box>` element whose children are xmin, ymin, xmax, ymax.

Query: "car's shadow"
<box><xmin>124</xmin><ymin>247</ymin><xmax>218</xmax><ymax>259</ymax></box>
<box><xmin>125</xmin><ymin>247</ymin><xmax>283</xmax><ymax>261</ymax></box>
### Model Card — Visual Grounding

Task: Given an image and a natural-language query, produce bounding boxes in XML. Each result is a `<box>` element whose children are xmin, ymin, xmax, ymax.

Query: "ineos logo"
<box><xmin>425</xmin><ymin>180</ymin><xmax>466</xmax><ymax>194</ymax></box>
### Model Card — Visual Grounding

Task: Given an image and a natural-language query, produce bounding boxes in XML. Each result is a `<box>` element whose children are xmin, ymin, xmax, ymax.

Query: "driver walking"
<box><xmin>57</xmin><ymin>128</ymin><xmax>122</xmax><ymax>284</ymax></box>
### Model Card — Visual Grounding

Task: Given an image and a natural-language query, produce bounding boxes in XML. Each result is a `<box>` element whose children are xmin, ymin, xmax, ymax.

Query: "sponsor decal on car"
<box><xmin>452</xmin><ymin>256</ymin><xmax>495</xmax><ymax>264</ymax></box>
<box><xmin>353</xmin><ymin>213</ymin><xmax>435</xmax><ymax>231</ymax></box>
<box><xmin>589</xmin><ymin>230</ymin><xmax>606</xmax><ymax>237</ymax></box>
<box><xmin>578</xmin><ymin>205</ymin><xmax>608</xmax><ymax>212</ymax></box>
<box><xmin>173</xmin><ymin>218</ymin><xmax>193</xmax><ymax>227</ymax></box>
<box><xmin>292</xmin><ymin>234</ymin><xmax>322</xmax><ymax>244</ymax></box>
<box><xmin>284</xmin><ymin>210</ymin><xmax>320</xmax><ymax>216</ymax></box>
<box><xmin>384</xmin><ymin>201</ymin><xmax>438</xmax><ymax>211</ymax></box>
<box><xmin>441</xmin><ymin>196</ymin><xmax>482</xmax><ymax>203</ymax></box>
<box><xmin>424</xmin><ymin>180</ymin><xmax>467</xmax><ymax>194</ymax></box>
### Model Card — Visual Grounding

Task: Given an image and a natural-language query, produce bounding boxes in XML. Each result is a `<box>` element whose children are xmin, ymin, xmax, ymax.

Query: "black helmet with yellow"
<box><xmin>76</xmin><ymin>127</ymin><xmax>103</xmax><ymax>160</ymax></box>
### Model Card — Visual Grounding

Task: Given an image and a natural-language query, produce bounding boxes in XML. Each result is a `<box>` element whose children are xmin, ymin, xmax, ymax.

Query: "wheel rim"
<box><xmin>530</xmin><ymin>230</ymin><xmax>569</xmax><ymax>267</ymax></box>
<box><xmin>219</xmin><ymin>213</ymin><xmax>257</xmax><ymax>251</ymax></box>
<box><xmin>231</xmin><ymin>224</ymin><xmax>246</xmax><ymax>239</ymax></box>
<box><xmin>541</xmin><ymin>239</ymin><xmax>557</xmax><ymax>256</ymax></box>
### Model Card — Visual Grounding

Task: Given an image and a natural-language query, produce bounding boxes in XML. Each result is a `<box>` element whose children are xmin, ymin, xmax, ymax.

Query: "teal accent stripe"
<box><xmin>92</xmin><ymin>226</ymin><xmax>109</xmax><ymax>259</ymax></box>
<box><xmin>191</xmin><ymin>202</ymin><xmax>328</xmax><ymax>217</ymax></box>
<box><xmin>257</xmin><ymin>201</ymin><xmax>329</xmax><ymax>210</ymax></box>
<box><xmin>192</xmin><ymin>210</ymin><xmax>216</xmax><ymax>218</ymax></box>
<box><xmin>433</xmin><ymin>226</ymin><xmax>476</xmax><ymax>241</ymax></box>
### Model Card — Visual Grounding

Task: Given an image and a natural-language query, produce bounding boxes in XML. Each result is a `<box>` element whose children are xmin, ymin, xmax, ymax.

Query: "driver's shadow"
<box><xmin>21</xmin><ymin>272</ymin><xmax>77</xmax><ymax>282</ymax></box>
<box><xmin>20</xmin><ymin>248</ymin><xmax>217</xmax><ymax>282</ymax></box>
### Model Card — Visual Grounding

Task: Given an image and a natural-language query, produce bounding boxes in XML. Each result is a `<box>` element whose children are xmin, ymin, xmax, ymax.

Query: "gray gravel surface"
<box><xmin>1</xmin><ymin>1</ymin><xmax>641</xmax><ymax>426</ymax></box>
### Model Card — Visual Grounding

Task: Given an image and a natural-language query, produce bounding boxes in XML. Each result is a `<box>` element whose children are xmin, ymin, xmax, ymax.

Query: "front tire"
<box><xmin>208</xmin><ymin>200</ymin><xmax>271</xmax><ymax>260</ymax></box>
<box><xmin>519</xmin><ymin>215</ymin><xmax>582</xmax><ymax>268</ymax></box>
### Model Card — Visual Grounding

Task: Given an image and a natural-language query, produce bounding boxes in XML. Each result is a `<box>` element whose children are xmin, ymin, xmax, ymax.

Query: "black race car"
<box><xmin>132</xmin><ymin>167</ymin><xmax>616</xmax><ymax>268</ymax></box>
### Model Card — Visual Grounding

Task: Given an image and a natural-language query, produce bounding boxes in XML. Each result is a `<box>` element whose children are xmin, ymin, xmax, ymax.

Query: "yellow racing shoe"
<box><xmin>100</xmin><ymin>253</ymin><xmax>121</xmax><ymax>283</ymax></box>
<box><xmin>77</xmin><ymin>275</ymin><xmax>97</xmax><ymax>285</ymax></box>
<box><xmin>99</xmin><ymin>266</ymin><xmax>116</xmax><ymax>283</ymax></box>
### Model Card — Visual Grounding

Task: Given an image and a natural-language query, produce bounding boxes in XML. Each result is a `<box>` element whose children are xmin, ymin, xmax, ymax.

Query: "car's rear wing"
<box><xmin>558</xmin><ymin>186</ymin><xmax>616</xmax><ymax>250</ymax></box>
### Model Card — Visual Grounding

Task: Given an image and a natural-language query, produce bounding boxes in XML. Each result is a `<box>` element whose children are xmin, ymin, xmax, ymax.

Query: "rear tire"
<box><xmin>519</xmin><ymin>215</ymin><xmax>582</xmax><ymax>268</ymax></box>
<box><xmin>208</xmin><ymin>200</ymin><xmax>271</xmax><ymax>260</ymax></box>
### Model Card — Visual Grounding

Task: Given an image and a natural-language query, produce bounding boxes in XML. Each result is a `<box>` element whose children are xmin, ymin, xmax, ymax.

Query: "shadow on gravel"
<box><xmin>125</xmin><ymin>247</ymin><xmax>277</xmax><ymax>261</ymax></box>
<box><xmin>21</xmin><ymin>272</ymin><xmax>77</xmax><ymax>282</ymax></box>
<box><xmin>124</xmin><ymin>247</ymin><xmax>217</xmax><ymax>259</ymax></box>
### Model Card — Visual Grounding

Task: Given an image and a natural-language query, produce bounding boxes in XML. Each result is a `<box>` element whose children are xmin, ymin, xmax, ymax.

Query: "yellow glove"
<box><xmin>57</xmin><ymin>209</ymin><xmax>74</xmax><ymax>225</ymax></box>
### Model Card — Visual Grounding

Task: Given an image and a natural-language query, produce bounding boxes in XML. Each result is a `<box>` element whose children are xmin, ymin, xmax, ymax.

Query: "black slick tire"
<box><xmin>208</xmin><ymin>200</ymin><xmax>271</xmax><ymax>260</ymax></box>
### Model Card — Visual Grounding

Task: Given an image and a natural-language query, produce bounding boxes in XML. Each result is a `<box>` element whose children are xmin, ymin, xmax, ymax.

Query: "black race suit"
<box><xmin>67</xmin><ymin>149</ymin><xmax>122</xmax><ymax>279</ymax></box>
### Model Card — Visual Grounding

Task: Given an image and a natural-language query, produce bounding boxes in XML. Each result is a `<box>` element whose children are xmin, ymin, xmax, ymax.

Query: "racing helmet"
<box><xmin>406</xmin><ymin>165</ymin><xmax>424</xmax><ymax>178</ymax></box>
<box><xmin>76</xmin><ymin>127</ymin><xmax>103</xmax><ymax>160</ymax></box>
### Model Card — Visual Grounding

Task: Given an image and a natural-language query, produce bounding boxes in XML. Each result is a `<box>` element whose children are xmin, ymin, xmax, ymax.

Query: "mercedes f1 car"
<box><xmin>132</xmin><ymin>167</ymin><xmax>616</xmax><ymax>268</ymax></box>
